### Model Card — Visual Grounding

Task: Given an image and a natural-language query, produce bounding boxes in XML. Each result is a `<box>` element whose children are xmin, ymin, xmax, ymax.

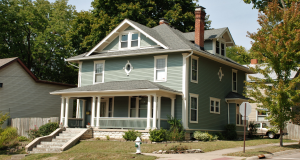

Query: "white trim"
<box><xmin>154</xmin><ymin>55</ymin><xmax>168</xmax><ymax>82</ymax></box>
<box><xmin>189</xmin><ymin>93</ymin><xmax>199</xmax><ymax>123</ymax></box>
<box><xmin>152</xmin><ymin>94</ymin><xmax>157</xmax><ymax>129</ymax></box>
<box><xmin>236</xmin><ymin>103</ymin><xmax>243</xmax><ymax>126</ymax></box>
<box><xmin>157</xmin><ymin>96</ymin><xmax>161</xmax><ymax>129</ymax></box>
<box><xmin>93</xmin><ymin>60</ymin><xmax>105</xmax><ymax>84</ymax></box>
<box><xmin>119</xmin><ymin>30</ymin><xmax>140</xmax><ymax>50</ymax></box>
<box><xmin>228</xmin><ymin>103</ymin><xmax>230</xmax><ymax>124</ymax></box>
<box><xmin>85</xmin><ymin>19</ymin><xmax>168</xmax><ymax>56</ymax></box>
<box><xmin>190</xmin><ymin>55</ymin><xmax>199</xmax><ymax>83</ymax></box>
<box><xmin>60</xmin><ymin>97</ymin><xmax>65</xmax><ymax>124</ymax></box>
<box><xmin>232</xmin><ymin>69</ymin><xmax>238</xmax><ymax>92</ymax></box>
<box><xmin>146</xmin><ymin>95</ymin><xmax>151</xmax><ymax>129</ymax></box>
<box><xmin>210</xmin><ymin>97</ymin><xmax>221</xmax><ymax>114</ymax></box>
<box><xmin>171</xmin><ymin>98</ymin><xmax>175</xmax><ymax>118</ymax></box>
<box><xmin>64</xmin><ymin>97</ymin><xmax>70</xmax><ymax>128</ymax></box>
<box><xmin>182</xmin><ymin>53</ymin><xmax>190</xmax><ymax>129</ymax></box>
<box><xmin>78</xmin><ymin>62</ymin><xmax>82</xmax><ymax>87</ymax></box>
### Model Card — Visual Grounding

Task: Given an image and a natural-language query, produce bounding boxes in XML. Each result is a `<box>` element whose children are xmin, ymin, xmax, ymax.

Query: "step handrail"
<box><xmin>25</xmin><ymin>127</ymin><xmax>65</xmax><ymax>152</ymax></box>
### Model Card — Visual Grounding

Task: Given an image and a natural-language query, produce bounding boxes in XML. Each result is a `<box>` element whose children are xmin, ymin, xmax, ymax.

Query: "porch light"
<box><xmin>86</xmin><ymin>111</ymin><xmax>91</xmax><ymax>115</ymax></box>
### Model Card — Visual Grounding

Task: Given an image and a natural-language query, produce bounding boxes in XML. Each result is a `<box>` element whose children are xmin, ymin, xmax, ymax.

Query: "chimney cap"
<box><xmin>195</xmin><ymin>6</ymin><xmax>206</xmax><ymax>11</ymax></box>
<box><xmin>159</xmin><ymin>18</ymin><xmax>169</xmax><ymax>25</ymax></box>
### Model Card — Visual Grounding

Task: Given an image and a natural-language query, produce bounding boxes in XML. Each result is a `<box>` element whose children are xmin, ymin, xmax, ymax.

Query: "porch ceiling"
<box><xmin>50</xmin><ymin>80</ymin><xmax>181</xmax><ymax>97</ymax></box>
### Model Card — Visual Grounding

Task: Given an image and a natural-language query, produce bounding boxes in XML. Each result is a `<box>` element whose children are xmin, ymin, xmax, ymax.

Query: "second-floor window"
<box><xmin>221</xmin><ymin>43</ymin><xmax>225</xmax><ymax>56</ymax></box>
<box><xmin>120</xmin><ymin>31</ymin><xmax>140</xmax><ymax>49</ymax></box>
<box><xmin>232</xmin><ymin>69</ymin><xmax>237</xmax><ymax>92</ymax></box>
<box><xmin>191</xmin><ymin>55</ymin><xmax>199</xmax><ymax>83</ymax></box>
<box><xmin>94</xmin><ymin>60</ymin><xmax>105</xmax><ymax>83</ymax></box>
<box><xmin>210</xmin><ymin>97</ymin><xmax>220</xmax><ymax>114</ymax></box>
<box><xmin>216</xmin><ymin>41</ymin><xmax>220</xmax><ymax>55</ymax></box>
<box><xmin>216</xmin><ymin>40</ymin><xmax>226</xmax><ymax>56</ymax></box>
<box><xmin>154</xmin><ymin>55</ymin><xmax>168</xmax><ymax>82</ymax></box>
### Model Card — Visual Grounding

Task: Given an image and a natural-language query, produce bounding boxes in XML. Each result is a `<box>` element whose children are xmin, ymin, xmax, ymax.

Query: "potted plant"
<box><xmin>86</xmin><ymin>122</ymin><xmax>91</xmax><ymax>128</ymax></box>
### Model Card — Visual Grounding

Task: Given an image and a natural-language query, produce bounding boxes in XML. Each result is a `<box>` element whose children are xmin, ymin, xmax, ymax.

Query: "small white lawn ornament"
<box><xmin>135</xmin><ymin>137</ymin><xmax>142</xmax><ymax>154</ymax></box>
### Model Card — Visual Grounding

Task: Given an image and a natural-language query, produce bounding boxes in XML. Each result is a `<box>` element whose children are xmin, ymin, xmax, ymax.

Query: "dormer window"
<box><xmin>216</xmin><ymin>41</ymin><xmax>220</xmax><ymax>55</ymax></box>
<box><xmin>215</xmin><ymin>40</ymin><xmax>226</xmax><ymax>56</ymax></box>
<box><xmin>119</xmin><ymin>31</ymin><xmax>140</xmax><ymax>49</ymax></box>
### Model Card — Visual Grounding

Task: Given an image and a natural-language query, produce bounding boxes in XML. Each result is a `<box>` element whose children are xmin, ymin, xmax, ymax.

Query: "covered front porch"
<box><xmin>51</xmin><ymin>80</ymin><xmax>182</xmax><ymax>130</ymax></box>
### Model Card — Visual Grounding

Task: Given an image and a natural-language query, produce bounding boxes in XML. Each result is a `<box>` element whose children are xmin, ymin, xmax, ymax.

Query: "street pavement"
<box><xmin>270</xmin><ymin>151</ymin><xmax>300</xmax><ymax>160</ymax></box>
<box><xmin>143</xmin><ymin>142</ymin><xmax>298</xmax><ymax>160</ymax></box>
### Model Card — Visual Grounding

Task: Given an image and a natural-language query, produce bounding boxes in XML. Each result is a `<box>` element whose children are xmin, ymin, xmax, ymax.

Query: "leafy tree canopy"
<box><xmin>246</xmin><ymin>0</ymin><xmax>300</xmax><ymax>146</ymax></box>
<box><xmin>243</xmin><ymin>0</ymin><xmax>299</xmax><ymax>11</ymax></box>
<box><xmin>0</xmin><ymin>0</ymin><xmax>77</xmax><ymax>84</ymax></box>
<box><xmin>226</xmin><ymin>45</ymin><xmax>254</xmax><ymax>65</ymax></box>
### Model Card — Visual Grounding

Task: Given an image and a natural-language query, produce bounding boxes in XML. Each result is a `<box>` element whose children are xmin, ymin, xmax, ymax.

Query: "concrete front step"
<box><xmin>52</xmin><ymin>139</ymin><xmax>69</xmax><ymax>142</ymax></box>
<box><xmin>37</xmin><ymin>144</ymin><xmax>63</xmax><ymax>148</ymax></box>
<box><xmin>55</xmin><ymin>136</ymin><xmax>74</xmax><ymax>139</ymax></box>
<box><xmin>58</xmin><ymin>134</ymin><xmax>78</xmax><ymax>137</ymax></box>
<box><xmin>40</xmin><ymin>141</ymin><xmax>65</xmax><ymax>145</ymax></box>
<box><xmin>32</xmin><ymin>148</ymin><xmax>61</xmax><ymax>153</ymax></box>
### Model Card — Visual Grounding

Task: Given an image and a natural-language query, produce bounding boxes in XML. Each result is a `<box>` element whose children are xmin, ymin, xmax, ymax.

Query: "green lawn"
<box><xmin>0</xmin><ymin>139</ymin><xmax>296</xmax><ymax>160</ymax></box>
<box><xmin>225</xmin><ymin>144</ymin><xmax>300</xmax><ymax>157</ymax></box>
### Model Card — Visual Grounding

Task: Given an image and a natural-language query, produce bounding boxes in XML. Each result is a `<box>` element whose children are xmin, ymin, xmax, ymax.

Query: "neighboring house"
<box><xmin>51</xmin><ymin>6</ymin><xmax>253</xmax><ymax>139</ymax></box>
<box><xmin>0</xmin><ymin>57</ymin><xmax>76</xmax><ymax>120</ymax></box>
<box><xmin>245</xmin><ymin>59</ymin><xmax>298</xmax><ymax>122</ymax></box>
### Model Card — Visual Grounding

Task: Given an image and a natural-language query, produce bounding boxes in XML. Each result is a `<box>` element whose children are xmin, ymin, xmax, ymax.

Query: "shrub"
<box><xmin>17</xmin><ymin>136</ymin><xmax>29</xmax><ymax>142</ymax></box>
<box><xmin>214</xmin><ymin>132</ymin><xmax>225</xmax><ymax>140</ymax></box>
<box><xmin>223</xmin><ymin>124</ymin><xmax>237</xmax><ymax>140</ymax></box>
<box><xmin>38</xmin><ymin>122</ymin><xmax>59</xmax><ymax>136</ymax></box>
<box><xmin>27</xmin><ymin>125</ymin><xmax>41</xmax><ymax>140</ymax></box>
<box><xmin>123</xmin><ymin>130</ymin><xmax>141</xmax><ymax>141</ymax></box>
<box><xmin>166</xmin><ymin>116</ymin><xmax>185</xmax><ymax>141</ymax></box>
<box><xmin>193</xmin><ymin>131</ymin><xmax>213</xmax><ymax>141</ymax></box>
<box><xmin>168</xmin><ymin>145</ymin><xmax>189</xmax><ymax>152</ymax></box>
<box><xmin>149</xmin><ymin>128</ymin><xmax>167</xmax><ymax>142</ymax></box>
<box><xmin>248</xmin><ymin>121</ymin><xmax>257</xmax><ymax>138</ymax></box>
<box><xmin>0</xmin><ymin>127</ymin><xmax>18</xmax><ymax>149</ymax></box>
<box><xmin>106</xmin><ymin>135</ymin><xmax>110</xmax><ymax>140</ymax></box>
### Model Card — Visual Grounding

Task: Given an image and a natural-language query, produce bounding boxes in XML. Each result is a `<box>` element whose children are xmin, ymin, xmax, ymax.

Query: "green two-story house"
<box><xmin>51</xmin><ymin>6</ymin><xmax>253</xmax><ymax>139</ymax></box>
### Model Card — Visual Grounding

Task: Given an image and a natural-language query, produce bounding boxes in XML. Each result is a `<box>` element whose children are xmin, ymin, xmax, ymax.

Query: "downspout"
<box><xmin>182</xmin><ymin>51</ymin><xmax>193</xmax><ymax>129</ymax></box>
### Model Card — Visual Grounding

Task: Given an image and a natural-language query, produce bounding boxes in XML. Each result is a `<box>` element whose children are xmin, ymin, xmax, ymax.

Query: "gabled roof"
<box><xmin>225</xmin><ymin>91</ymin><xmax>249</xmax><ymax>100</ymax></box>
<box><xmin>50</xmin><ymin>80</ymin><xmax>181</xmax><ymax>95</ymax></box>
<box><xmin>0</xmin><ymin>57</ymin><xmax>76</xmax><ymax>87</ymax></box>
<box><xmin>66</xmin><ymin>19</ymin><xmax>252</xmax><ymax>73</ymax></box>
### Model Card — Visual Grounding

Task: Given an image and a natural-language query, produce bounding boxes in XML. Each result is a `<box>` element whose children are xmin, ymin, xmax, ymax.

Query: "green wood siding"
<box><xmin>175</xmin><ymin>95</ymin><xmax>182</xmax><ymax>120</ymax></box>
<box><xmin>140</xmin><ymin>34</ymin><xmax>157</xmax><ymax>46</ymax></box>
<box><xmin>125</xmin><ymin>26</ymin><xmax>135</xmax><ymax>31</ymax></box>
<box><xmin>80</xmin><ymin>53</ymin><xmax>183</xmax><ymax>91</ymax></box>
<box><xmin>113</xmin><ymin>97</ymin><xmax>129</xmax><ymax>117</ymax></box>
<box><xmin>188</xmin><ymin>55</ymin><xmax>246</xmax><ymax>131</ymax></box>
<box><xmin>161</xmin><ymin>97</ymin><xmax>171</xmax><ymax>119</ymax></box>
<box><xmin>229</xmin><ymin>103</ymin><xmax>236</xmax><ymax>124</ymax></box>
<box><xmin>204</xmin><ymin>40</ymin><xmax>213</xmax><ymax>53</ymax></box>
<box><xmin>103</xmin><ymin>37</ymin><xmax>119</xmax><ymax>50</ymax></box>
<box><xmin>81</xmin><ymin>61</ymin><xmax>94</xmax><ymax>87</ymax></box>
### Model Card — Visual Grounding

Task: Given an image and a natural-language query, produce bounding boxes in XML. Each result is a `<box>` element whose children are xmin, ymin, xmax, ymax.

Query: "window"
<box><xmin>190</xmin><ymin>94</ymin><xmax>198</xmax><ymax>123</ymax></box>
<box><xmin>221</xmin><ymin>43</ymin><xmax>225</xmax><ymax>56</ymax></box>
<box><xmin>139</xmin><ymin>97</ymin><xmax>148</xmax><ymax>117</ymax></box>
<box><xmin>108</xmin><ymin>98</ymin><xmax>113</xmax><ymax>117</ymax></box>
<box><xmin>119</xmin><ymin>31</ymin><xmax>140</xmax><ymax>49</ymax></box>
<box><xmin>232</xmin><ymin>69</ymin><xmax>237</xmax><ymax>92</ymax></box>
<box><xmin>94</xmin><ymin>60</ymin><xmax>105</xmax><ymax>83</ymax></box>
<box><xmin>216</xmin><ymin>41</ymin><xmax>220</xmax><ymax>55</ymax></box>
<box><xmin>236</xmin><ymin>104</ymin><xmax>243</xmax><ymax>125</ymax></box>
<box><xmin>191</xmin><ymin>55</ymin><xmax>199</xmax><ymax>83</ymax></box>
<box><xmin>257</xmin><ymin>110</ymin><xmax>267</xmax><ymax>121</ymax></box>
<box><xmin>210</xmin><ymin>97</ymin><xmax>221</xmax><ymax>114</ymax></box>
<box><xmin>129</xmin><ymin>97</ymin><xmax>136</xmax><ymax>117</ymax></box>
<box><xmin>154</xmin><ymin>55</ymin><xmax>168</xmax><ymax>82</ymax></box>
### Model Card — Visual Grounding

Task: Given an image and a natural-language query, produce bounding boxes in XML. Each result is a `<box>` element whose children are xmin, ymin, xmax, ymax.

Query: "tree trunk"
<box><xmin>280</xmin><ymin>128</ymin><xmax>283</xmax><ymax>147</ymax></box>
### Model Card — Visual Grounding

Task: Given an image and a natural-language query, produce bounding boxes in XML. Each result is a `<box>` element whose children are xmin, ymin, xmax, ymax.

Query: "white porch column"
<box><xmin>64</xmin><ymin>97</ymin><xmax>70</xmax><ymax>128</ymax></box>
<box><xmin>76</xmin><ymin>99</ymin><xmax>80</xmax><ymax>118</ymax></box>
<box><xmin>152</xmin><ymin>95</ymin><xmax>157</xmax><ymax>129</ymax></box>
<box><xmin>146</xmin><ymin>95</ymin><xmax>151</xmax><ymax>129</ymax></box>
<box><xmin>157</xmin><ymin>96</ymin><xmax>161</xmax><ymax>129</ymax></box>
<box><xmin>171</xmin><ymin>98</ymin><xmax>175</xmax><ymax>118</ymax></box>
<box><xmin>91</xmin><ymin>96</ymin><xmax>96</xmax><ymax>127</ymax></box>
<box><xmin>60</xmin><ymin>97</ymin><xmax>65</xmax><ymax>125</ymax></box>
<box><xmin>82</xmin><ymin>100</ymin><xmax>86</xmax><ymax>127</ymax></box>
<box><xmin>96</xmin><ymin>96</ymin><xmax>101</xmax><ymax>128</ymax></box>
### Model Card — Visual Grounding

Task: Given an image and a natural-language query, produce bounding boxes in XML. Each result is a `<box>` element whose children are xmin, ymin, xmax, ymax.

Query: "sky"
<box><xmin>49</xmin><ymin>0</ymin><xmax>261</xmax><ymax>50</ymax></box>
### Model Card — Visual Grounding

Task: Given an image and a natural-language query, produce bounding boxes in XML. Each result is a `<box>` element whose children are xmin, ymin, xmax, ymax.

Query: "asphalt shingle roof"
<box><xmin>225</xmin><ymin>92</ymin><xmax>249</xmax><ymax>100</ymax></box>
<box><xmin>0</xmin><ymin>57</ymin><xmax>18</xmax><ymax>68</ymax></box>
<box><xmin>182</xmin><ymin>27</ymin><xmax>228</xmax><ymax>41</ymax></box>
<box><xmin>52</xmin><ymin>80</ymin><xmax>181</xmax><ymax>94</ymax></box>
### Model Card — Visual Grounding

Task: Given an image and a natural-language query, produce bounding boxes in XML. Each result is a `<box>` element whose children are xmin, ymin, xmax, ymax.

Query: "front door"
<box><xmin>100</xmin><ymin>102</ymin><xmax>106</xmax><ymax>117</ymax></box>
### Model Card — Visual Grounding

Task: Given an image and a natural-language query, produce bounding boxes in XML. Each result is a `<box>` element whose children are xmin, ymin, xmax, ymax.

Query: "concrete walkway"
<box><xmin>143</xmin><ymin>142</ymin><xmax>298</xmax><ymax>160</ymax></box>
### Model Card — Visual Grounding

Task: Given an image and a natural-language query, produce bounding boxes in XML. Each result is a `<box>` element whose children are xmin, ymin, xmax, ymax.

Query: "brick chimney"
<box><xmin>251</xmin><ymin>59</ymin><xmax>258</xmax><ymax>64</ymax></box>
<box><xmin>195</xmin><ymin>6</ymin><xmax>206</xmax><ymax>50</ymax></box>
<box><xmin>159</xmin><ymin>18</ymin><xmax>169</xmax><ymax>25</ymax></box>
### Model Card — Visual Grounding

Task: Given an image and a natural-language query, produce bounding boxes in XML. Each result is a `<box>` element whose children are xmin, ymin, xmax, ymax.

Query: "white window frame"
<box><xmin>232</xmin><ymin>69</ymin><xmax>238</xmax><ymax>92</ymax></box>
<box><xmin>210</xmin><ymin>97</ymin><xmax>221</xmax><ymax>114</ymax></box>
<box><xmin>190</xmin><ymin>55</ymin><xmax>199</xmax><ymax>83</ymax></box>
<box><xmin>190</xmin><ymin>93</ymin><xmax>198</xmax><ymax>123</ymax></box>
<box><xmin>154</xmin><ymin>55</ymin><xmax>168</xmax><ymax>82</ymax></box>
<box><xmin>93</xmin><ymin>60</ymin><xmax>105</xmax><ymax>84</ymax></box>
<box><xmin>221</xmin><ymin>42</ymin><xmax>225</xmax><ymax>56</ymax></box>
<box><xmin>214</xmin><ymin>39</ymin><xmax>226</xmax><ymax>56</ymax></box>
<box><xmin>236</xmin><ymin>103</ymin><xmax>243</xmax><ymax>126</ymax></box>
<box><xmin>119</xmin><ymin>30</ymin><xmax>140</xmax><ymax>50</ymax></box>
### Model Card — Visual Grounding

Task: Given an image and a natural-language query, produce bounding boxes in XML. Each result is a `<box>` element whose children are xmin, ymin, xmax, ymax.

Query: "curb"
<box><xmin>246</xmin><ymin>149</ymin><xmax>300</xmax><ymax>160</ymax></box>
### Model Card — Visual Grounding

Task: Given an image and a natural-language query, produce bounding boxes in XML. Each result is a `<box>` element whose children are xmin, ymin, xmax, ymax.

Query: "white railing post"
<box><xmin>158</xmin><ymin>96</ymin><xmax>161</xmax><ymax>129</ymax></box>
<box><xmin>152</xmin><ymin>95</ymin><xmax>157</xmax><ymax>129</ymax></box>
<box><xmin>146</xmin><ymin>95</ymin><xmax>151</xmax><ymax>129</ymax></box>
<box><xmin>76</xmin><ymin>99</ymin><xmax>80</xmax><ymax>118</ymax></box>
<box><xmin>171</xmin><ymin>98</ymin><xmax>175</xmax><ymax>118</ymax></box>
<box><xmin>91</xmin><ymin>96</ymin><xmax>96</xmax><ymax>127</ymax></box>
<box><xmin>96</xmin><ymin>96</ymin><xmax>101</xmax><ymax>128</ymax></box>
<box><xmin>64</xmin><ymin>97</ymin><xmax>70</xmax><ymax>128</ymax></box>
<box><xmin>60</xmin><ymin>97</ymin><xmax>65</xmax><ymax>125</ymax></box>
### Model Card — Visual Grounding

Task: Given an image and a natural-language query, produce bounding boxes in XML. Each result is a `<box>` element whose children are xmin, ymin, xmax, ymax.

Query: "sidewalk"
<box><xmin>143</xmin><ymin>142</ymin><xmax>298</xmax><ymax>160</ymax></box>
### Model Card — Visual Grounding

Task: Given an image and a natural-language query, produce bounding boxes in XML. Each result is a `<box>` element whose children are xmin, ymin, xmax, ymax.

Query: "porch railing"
<box><xmin>95</xmin><ymin>118</ymin><xmax>153</xmax><ymax>129</ymax></box>
<box><xmin>68</xmin><ymin>118</ymin><xmax>84</xmax><ymax>128</ymax></box>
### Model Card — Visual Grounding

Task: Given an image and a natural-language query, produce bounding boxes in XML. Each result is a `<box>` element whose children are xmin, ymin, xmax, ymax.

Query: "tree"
<box><xmin>226</xmin><ymin>45</ymin><xmax>254</xmax><ymax>65</ymax></box>
<box><xmin>0</xmin><ymin>0</ymin><xmax>78</xmax><ymax>84</ymax></box>
<box><xmin>246</xmin><ymin>0</ymin><xmax>300</xmax><ymax>146</ymax></box>
<box><xmin>67</xmin><ymin>0</ymin><xmax>212</xmax><ymax>55</ymax></box>
<box><xmin>243</xmin><ymin>0</ymin><xmax>299</xmax><ymax>11</ymax></box>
